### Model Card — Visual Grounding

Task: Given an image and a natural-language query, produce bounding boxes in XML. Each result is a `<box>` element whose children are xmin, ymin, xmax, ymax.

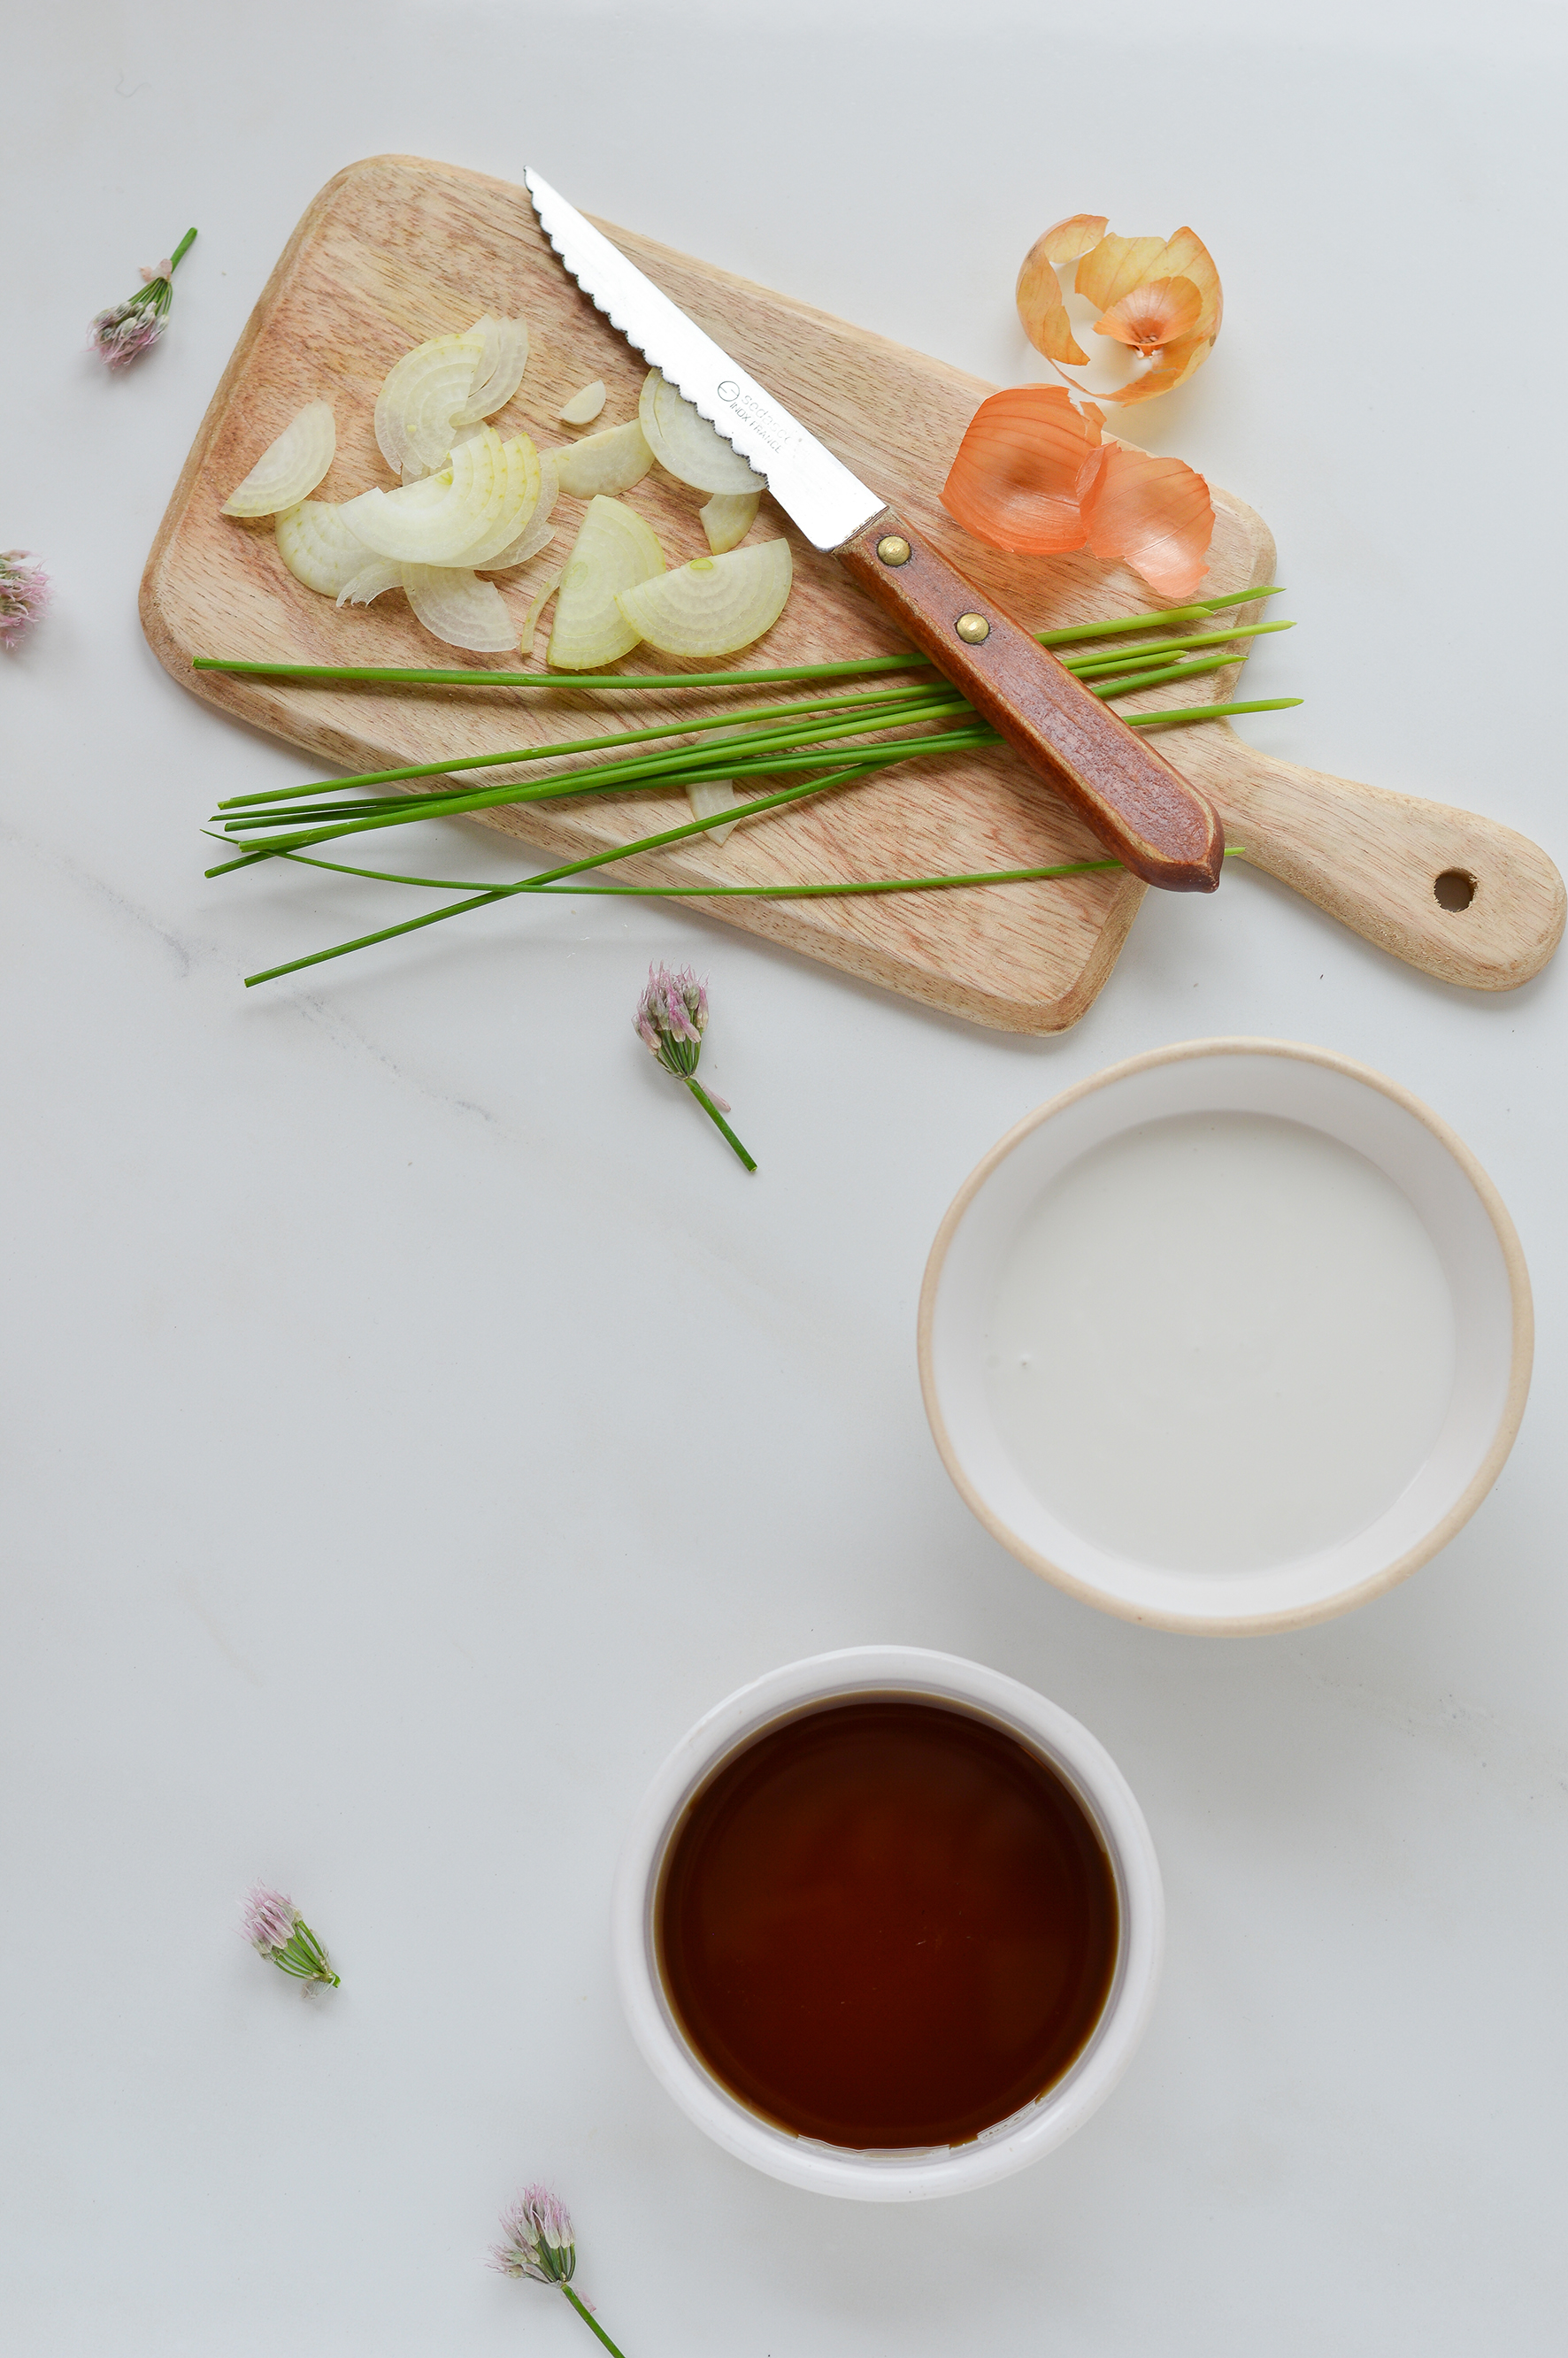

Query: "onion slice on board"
<box><xmin>519</xmin><ymin>567</ymin><xmax>564</xmax><ymax>657</ymax></box>
<box><xmin>699</xmin><ymin>491</ymin><xmax>760</xmax><ymax>553</ymax></box>
<box><xmin>342</xmin><ymin>429</ymin><xmax>541</xmax><ymax>566</ymax></box>
<box><xmin>222</xmin><ymin>401</ymin><xmax>336</xmax><ymax>517</ymax></box>
<box><xmin>480</xmin><ymin>450</ymin><xmax>558</xmax><ymax>570</ymax></box>
<box><xmin>336</xmin><ymin>558</ymin><xmax>404</xmax><ymax>607</ymax></box>
<box><xmin>558</xmin><ymin>380</ymin><xmax>606</xmax><ymax>426</ymax></box>
<box><xmin>451</xmin><ymin>314</ymin><xmax>529</xmax><ymax>426</ymax></box>
<box><xmin>374</xmin><ymin>331</ymin><xmax>485</xmax><ymax>477</ymax></box>
<box><xmin>402</xmin><ymin>565</ymin><xmax>517</xmax><ymax>653</ymax></box>
<box><xmin>614</xmin><ymin>538</ymin><xmax>791</xmax><ymax>658</ymax></box>
<box><xmin>547</xmin><ymin>495</ymin><xmax>665</xmax><ymax>671</ymax></box>
<box><xmin>638</xmin><ymin>370</ymin><xmax>765</xmax><ymax>495</ymax></box>
<box><xmin>552</xmin><ymin>419</ymin><xmax>655</xmax><ymax>499</ymax></box>
<box><xmin>275</xmin><ymin>499</ymin><xmax>368</xmax><ymax>595</ymax></box>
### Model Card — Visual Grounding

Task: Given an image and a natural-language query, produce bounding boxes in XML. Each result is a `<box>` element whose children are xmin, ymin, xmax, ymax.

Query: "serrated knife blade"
<box><xmin>526</xmin><ymin>171</ymin><xmax>882</xmax><ymax>554</ymax></box>
<box><xmin>523</xmin><ymin>169</ymin><xmax>1226</xmax><ymax>893</ymax></box>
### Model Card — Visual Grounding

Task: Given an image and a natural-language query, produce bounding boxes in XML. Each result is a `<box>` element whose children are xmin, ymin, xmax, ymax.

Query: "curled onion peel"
<box><xmin>558</xmin><ymin>380</ymin><xmax>606</xmax><ymax>426</ymax></box>
<box><xmin>614</xmin><ymin>538</ymin><xmax>792</xmax><ymax>659</ymax></box>
<box><xmin>452</xmin><ymin>314</ymin><xmax>528</xmax><ymax>426</ymax></box>
<box><xmin>700</xmin><ymin>491</ymin><xmax>760</xmax><ymax>553</ymax></box>
<box><xmin>342</xmin><ymin>428</ymin><xmax>542</xmax><ymax>566</ymax></box>
<box><xmin>547</xmin><ymin>495</ymin><xmax>665</xmax><ymax>670</ymax></box>
<box><xmin>402</xmin><ymin>566</ymin><xmax>516</xmax><ymax>653</ymax></box>
<box><xmin>275</xmin><ymin>500</ymin><xmax>369</xmax><ymax>596</ymax></box>
<box><xmin>639</xmin><ymin>370</ymin><xmax>764</xmax><ymax>495</ymax></box>
<box><xmin>223</xmin><ymin>401</ymin><xmax>336</xmax><ymax>516</ymax></box>
<box><xmin>942</xmin><ymin>384</ymin><xmax>1212</xmax><ymax>602</ymax></box>
<box><xmin>551</xmin><ymin>419</ymin><xmax>655</xmax><ymax>499</ymax></box>
<box><xmin>374</xmin><ymin>332</ymin><xmax>484</xmax><ymax>476</ymax></box>
<box><xmin>1017</xmin><ymin>217</ymin><xmax>1222</xmax><ymax>409</ymax></box>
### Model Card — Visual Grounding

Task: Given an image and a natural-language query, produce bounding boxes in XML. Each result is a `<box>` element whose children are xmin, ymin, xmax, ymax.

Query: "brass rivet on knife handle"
<box><xmin>877</xmin><ymin>535</ymin><xmax>911</xmax><ymax>567</ymax></box>
<box><xmin>834</xmin><ymin>508</ymin><xmax>1226</xmax><ymax>894</ymax></box>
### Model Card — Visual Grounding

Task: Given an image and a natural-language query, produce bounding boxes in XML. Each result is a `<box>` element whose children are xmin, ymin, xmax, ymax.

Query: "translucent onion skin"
<box><xmin>638</xmin><ymin>370</ymin><xmax>765</xmax><ymax>495</ymax></box>
<box><xmin>451</xmin><ymin>314</ymin><xmax>529</xmax><ymax>426</ymax></box>
<box><xmin>275</xmin><ymin>499</ymin><xmax>368</xmax><ymax>596</ymax></box>
<box><xmin>547</xmin><ymin>495</ymin><xmax>665</xmax><ymax>671</ymax></box>
<box><xmin>614</xmin><ymin>538</ymin><xmax>792</xmax><ymax>659</ymax></box>
<box><xmin>374</xmin><ymin>333</ymin><xmax>484</xmax><ymax>476</ymax></box>
<box><xmin>1078</xmin><ymin>444</ymin><xmax>1213</xmax><ymax>603</ymax></box>
<box><xmin>402</xmin><ymin>565</ymin><xmax>517</xmax><ymax>653</ymax></box>
<box><xmin>222</xmin><ymin>401</ymin><xmax>337</xmax><ymax>517</ymax></box>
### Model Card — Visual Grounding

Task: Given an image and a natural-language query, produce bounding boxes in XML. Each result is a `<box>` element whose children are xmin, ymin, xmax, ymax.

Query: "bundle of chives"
<box><xmin>199</xmin><ymin>588</ymin><xmax>1298</xmax><ymax>987</ymax></box>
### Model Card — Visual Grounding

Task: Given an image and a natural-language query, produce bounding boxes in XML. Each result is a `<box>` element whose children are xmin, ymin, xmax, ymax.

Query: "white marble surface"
<box><xmin>4</xmin><ymin>4</ymin><xmax>1566</xmax><ymax>2350</ymax></box>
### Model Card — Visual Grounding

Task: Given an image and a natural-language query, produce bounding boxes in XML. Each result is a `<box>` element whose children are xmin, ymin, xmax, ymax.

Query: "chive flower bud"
<box><xmin>89</xmin><ymin>228</ymin><xmax>196</xmax><ymax>370</ymax></box>
<box><xmin>489</xmin><ymin>2186</ymin><xmax>628</xmax><ymax>2357</ymax></box>
<box><xmin>634</xmin><ymin>963</ymin><xmax>756</xmax><ymax>1172</ymax></box>
<box><xmin>240</xmin><ymin>1884</ymin><xmax>340</xmax><ymax>1985</ymax></box>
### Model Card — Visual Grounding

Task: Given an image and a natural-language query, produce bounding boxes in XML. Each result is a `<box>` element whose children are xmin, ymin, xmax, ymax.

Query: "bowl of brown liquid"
<box><xmin>612</xmin><ymin>1647</ymin><xmax>1163</xmax><ymax>2199</ymax></box>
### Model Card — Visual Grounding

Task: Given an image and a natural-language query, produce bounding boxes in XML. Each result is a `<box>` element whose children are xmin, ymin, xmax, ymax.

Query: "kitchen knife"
<box><xmin>526</xmin><ymin>169</ymin><xmax>1225</xmax><ymax>894</ymax></box>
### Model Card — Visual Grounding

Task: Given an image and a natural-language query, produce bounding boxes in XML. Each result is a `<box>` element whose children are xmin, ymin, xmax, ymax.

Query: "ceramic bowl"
<box><xmin>919</xmin><ymin>1039</ymin><xmax>1532</xmax><ymax>1636</ymax></box>
<box><xmin>611</xmin><ymin>1646</ymin><xmax>1164</xmax><ymax>2201</ymax></box>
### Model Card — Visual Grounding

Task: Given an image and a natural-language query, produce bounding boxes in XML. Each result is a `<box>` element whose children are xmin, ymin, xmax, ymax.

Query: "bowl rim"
<box><xmin>917</xmin><ymin>1036</ymin><xmax>1533</xmax><ymax>1637</ymax></box>
<box><xmin>611</xmin><ymin>1645</ymin><xmax>1164</xmax><ymax>2201</ymax></box>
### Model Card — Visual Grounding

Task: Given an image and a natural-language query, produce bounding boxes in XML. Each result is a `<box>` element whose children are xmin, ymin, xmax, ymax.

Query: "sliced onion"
<box><xmin>558</xmin><ymin>379</ymin><xmax>606</xmax><ymax>426</ymax></box>
<box><xmin>336</xmin><ymin>558</ymin><xmax>404</xmax><ymax>606</ymax></box>
<box><xmin>699</xmin><ymin>491</ymin><xmax>760</xmax><ymax>553</ymax></box>
<box><xmin>275</xmin><ymin>500</ymin><xmax>369</xmax><ymax>595</ymax></box>
<box><xmin>637</xmin><ymin>370</ymin><xmax>764</xmax><ymax>495</ymax></box>
<box><xmin>685</xmin><ymin>773</ymin><xmax>748</xmax><ymax>846</ymax></box>
<box><xmin>374</xmin><ymin>330</ymin><xmax>484</xmax><ymax>476</ymax></box>
<box><xmin>480</xmin><ymin>449</ymin><xmax>558</xmax><ymax>569</ymax></box>
<box><xmin>614</xmin><ymin>537</ymin><xmax>790</xmax><ymax>659</ymax></box>
<box><xmin>482</xmin><ymin>518</ymin><xmax>556</xmax><ymax>572</ymax></box>
<box><xmin>519</xmin><ymin>566</ymin><xmax>564</xmax><ymax>656</ymax></box>
<box><xmin>551</xmin><ymin>419</ymin><xmax>654</xmax><ymax>499</ymax></box>
<box><xmin>402</xmin><ymin>565</ymin><xmax>517</xmax><ymax>652</ymax></box>
<box><xmin>451</xmin><ymin>314</ymin><xmax>529</xmax><ymax>426</ymax></box>
<box><xmin>222</xmin><ymin>401</ymin><xmax>336</xmax><ymax>517</ymax></box>
<box><xmin>342</xmin><ymin>428</ymin><xmax>541</xmax><ymax>565</ymax></box>
<box><xmin>547</xmin><ymin>495</ymin><xmax>665</xmax><ymax>671</ymax></box>
<box><xmin>402</xmin><ymin>420</ymin><xmax>483</xmax><ymax>485</ymax></box>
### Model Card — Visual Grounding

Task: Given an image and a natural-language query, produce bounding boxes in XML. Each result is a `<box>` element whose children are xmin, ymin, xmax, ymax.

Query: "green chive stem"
<box><xmin>562</xmin><ymin>2285</ymin><xmax>630</xmax><ymax>2358</ymax></box>
<box><xmin>685</xmin><ymin>1079</ymin><xmax>757</xmax><ymax>1171</ymax></box>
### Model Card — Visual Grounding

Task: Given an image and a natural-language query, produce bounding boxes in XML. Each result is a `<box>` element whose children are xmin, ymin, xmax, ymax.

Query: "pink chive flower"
<box><xmin>489</xmin><ymin>2186</ymin><xmax>627</xmax><ymax>2357</ymax></box>
<box><xmin>240</xmin><ymin>1883</ymin><xmax>340</xmax><ymax>1986</ymax></box>
<box><xmin>634</xmin><ymin>963</ymin><xmax>756</xmax><ymax>1171</ymax></box>
<box><xmin>0</xmin><ymin>551</ymin><xmax>50</xmax><ymax>649</ymax></box>
<box><xmin>89</xmin><ymin>226</ymin><xmax>196</xmax><ymax>370</ymax></box>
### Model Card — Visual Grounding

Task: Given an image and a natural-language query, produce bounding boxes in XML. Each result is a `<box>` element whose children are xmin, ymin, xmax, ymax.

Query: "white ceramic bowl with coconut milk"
<box><xmin>919</xmin><ymin>1040</ymin><xmax>1532</xmax><ymax>1635</ymax></box>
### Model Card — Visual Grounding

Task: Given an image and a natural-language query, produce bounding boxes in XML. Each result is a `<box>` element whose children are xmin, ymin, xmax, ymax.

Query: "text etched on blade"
<box><xmin>716</xmin><ymin>380</ymin><xmax>789</xmax><ymax>457</ymax></box>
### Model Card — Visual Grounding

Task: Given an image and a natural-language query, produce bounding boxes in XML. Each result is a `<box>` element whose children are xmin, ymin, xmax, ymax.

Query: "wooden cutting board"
<box><xmin>141</xmin><ymin>156</ymin><xmax>1563</xmax><ymax>1027</ymax></box>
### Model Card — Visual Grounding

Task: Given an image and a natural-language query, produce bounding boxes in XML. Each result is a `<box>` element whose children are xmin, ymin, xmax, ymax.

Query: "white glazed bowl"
<box><xmin>611</xmin><ymin>1646</ymin><xmax>1164</xmax><ymax>2201</ymax></box>
<box><xmin>919</xmin><ymin>1039</ymin><xmax>1532</xmax><ymax>1636</ymax></box>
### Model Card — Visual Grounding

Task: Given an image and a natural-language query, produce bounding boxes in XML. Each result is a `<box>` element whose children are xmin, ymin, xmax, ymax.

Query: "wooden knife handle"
<box><xmin>834</xmin><ymin>507</ymin><xmax>1225</xmax><ymax>893</ymax></box>
<box><xmin>1180</xmin><ymin>729</ymin><xmax>1566</xmax><ymax>989</ymax></box>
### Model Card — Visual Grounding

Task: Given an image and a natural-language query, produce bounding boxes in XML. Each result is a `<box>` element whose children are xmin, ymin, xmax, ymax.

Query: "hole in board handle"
<box><xmin>1434</xmin><ymin>869</ymin><xmax>1477</xmax><ymax>912</ymax></box>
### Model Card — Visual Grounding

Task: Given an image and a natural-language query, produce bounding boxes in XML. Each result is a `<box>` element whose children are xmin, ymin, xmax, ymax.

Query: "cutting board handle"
<box><xmin>1194</xmin><ymin>731</ymin><xmax>1565</xmax><ymax>989</ymax></box>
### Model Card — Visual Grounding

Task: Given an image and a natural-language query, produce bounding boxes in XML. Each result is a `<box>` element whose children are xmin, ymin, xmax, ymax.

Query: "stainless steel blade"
<box><xmin>525</xmin><ymin>170</ymin><xmax>885</xmax><ymax>553</ymax></box>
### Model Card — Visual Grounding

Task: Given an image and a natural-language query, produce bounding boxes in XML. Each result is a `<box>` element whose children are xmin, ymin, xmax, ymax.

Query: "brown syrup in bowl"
<box><xmin>656</xmin><ymin>1697</ymin><xmax>1118</xmax><ymax>2149</ymax></box>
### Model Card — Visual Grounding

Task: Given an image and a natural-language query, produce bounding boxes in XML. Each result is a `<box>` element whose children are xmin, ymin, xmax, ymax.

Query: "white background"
<box><xmin>4</xmin><ymin>3</ymin><xmax>1565</xmax><ymax>2351</ymax></box>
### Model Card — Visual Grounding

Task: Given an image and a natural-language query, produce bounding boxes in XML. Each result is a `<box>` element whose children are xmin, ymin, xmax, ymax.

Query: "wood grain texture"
<box><xmin>1179</xmin><ymin>734</ymin><xmax>1565</xmax><ymax>990</ymax></box>
<box><xmin>140</xmin><ymin>154</ymin><xmax>1280</xmax><ymax>1032</ymax></box>
<box><xmin>836</xmin><ymin>508</ymin><xmax>1224</xmax><ymax>892</ymax></box>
